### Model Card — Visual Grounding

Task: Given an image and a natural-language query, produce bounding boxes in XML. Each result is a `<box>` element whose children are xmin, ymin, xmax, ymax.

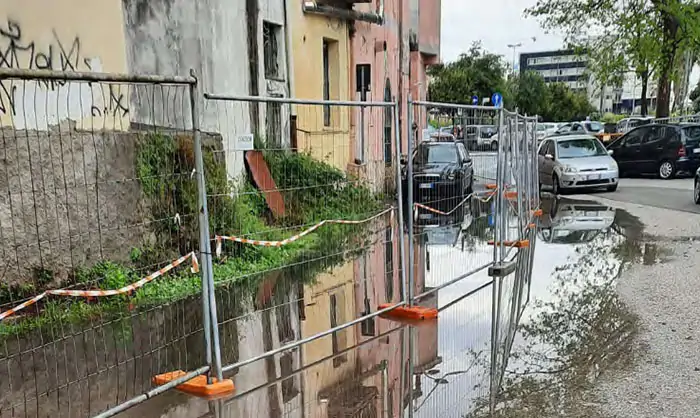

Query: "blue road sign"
<box><xmin>492</xmin><ymin>92</ymin><xmax>503</xmax><ymax>108</ymax></box>
<box><xmin>472</xmin><ymin>95</ymin><xmax>478</xmax><ymax>105</ymax></box>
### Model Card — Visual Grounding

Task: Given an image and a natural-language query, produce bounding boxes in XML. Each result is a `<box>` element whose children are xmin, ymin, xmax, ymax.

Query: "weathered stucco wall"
<box><xmin>122</xmin><ymin>0</ymin><xmax>290</xmax><ymax>181</ymax></box>
<box><xmin>0</xmin><ymin>0</ymin><xmax>130</xmax><ymax>130</ymax></box>
<box><xmin>290</xmin><ymin>7</ymin><xmax>351</xmax><ymax>171</ymax></box>
<box><xmin>0</xmin><ymin>124</ymin><xmax>150</xmax><ymax>287</ymax></box>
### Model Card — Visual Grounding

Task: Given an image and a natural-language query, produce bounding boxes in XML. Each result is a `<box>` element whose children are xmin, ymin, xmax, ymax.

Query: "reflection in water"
<box><xmin>2</xmin><ymin>195</ymin><xmax>656</xmax><ymax>418</ymax></box>
<box><xmin>466</xmin><ymin>196</ymin><xmax>647</xmax><ymax>417</ymax></box>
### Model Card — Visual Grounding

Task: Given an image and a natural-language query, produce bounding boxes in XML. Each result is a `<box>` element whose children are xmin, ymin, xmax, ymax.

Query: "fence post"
<box><xmin>406</xmin><ymin>95</ymin><xmax>415</xmax><ymax>306</ymax></box>
<box><xmin>489</xmin><ymin>106</ymin><xmax>505</xmax><ymax>414</ymax></box>
<box><xmin>394</xmin><ymin>101</ymin><xmax>409</xmax><ymax>305</ymax></box>
<box><xmin>189</xmin><ymin>69</ymin><xmax>224</xmax><ymax>380</ymax></box>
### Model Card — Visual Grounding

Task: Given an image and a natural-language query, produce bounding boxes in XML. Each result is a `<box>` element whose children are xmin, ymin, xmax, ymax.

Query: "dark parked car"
<box><xmin>606</xmin><ymin>124</ymin><xmax>700</xmax><ymax>179</ymax></box>
<box><xmin>402</xmin><ymin>141</ymin><xmax>474</xmax><ymax>208</ymax></box>
<box><xmin>695</xmin><ymin>167</ymin><xmax>700</xmax><ymax>204</ymax></box>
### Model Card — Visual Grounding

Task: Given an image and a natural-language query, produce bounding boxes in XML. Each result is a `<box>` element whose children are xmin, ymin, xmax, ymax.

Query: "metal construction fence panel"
<box><xmin>195</xmin><ymin>93</ymin><xmax>410</xmax><ymax>403</ymax></box>
<box><xmin>0</xmin><ymin>68</ymin><xmax>540</xmax><ymax>418</ymax></box>
<box><xmin>406</xmin><ymin>100</ymin><xmax>539</xmax><ymax>416</ymax></box>
<box><xmin>0</xmin><ymin>69</ymin><xmax>218</xmax><ymax>418</ymax></box>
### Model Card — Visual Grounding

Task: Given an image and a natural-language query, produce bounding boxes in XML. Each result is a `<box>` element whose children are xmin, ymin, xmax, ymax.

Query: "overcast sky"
<box><xmin>439</xmin><ymin>0</ymin><xmax>699</xmax><ymax>88</ymax></box>
<box><xmin>440</xmin><ymin>0</ymin><xmax>564</xmax><ymax>65</ymax></box>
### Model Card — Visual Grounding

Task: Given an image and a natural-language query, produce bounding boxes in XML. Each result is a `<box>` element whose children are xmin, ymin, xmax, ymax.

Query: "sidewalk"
<box><xmin>591</xmin><ymin>198</ymin><xmax>700</xmax><ymax>417</ymax></box>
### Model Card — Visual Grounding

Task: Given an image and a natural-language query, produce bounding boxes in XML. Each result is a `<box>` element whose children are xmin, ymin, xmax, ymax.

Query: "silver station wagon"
<box><xmin>537</xmin><ymin>134</ymin><xmax>619</xmax><ymax>194</ymax></box>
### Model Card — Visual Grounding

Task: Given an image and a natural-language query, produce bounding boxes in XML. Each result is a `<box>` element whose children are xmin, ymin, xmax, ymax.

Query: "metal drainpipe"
<box><xmin>283</xmin><ymin>0</ymin><xmax>295</xmax><ymax>106</ymax></box>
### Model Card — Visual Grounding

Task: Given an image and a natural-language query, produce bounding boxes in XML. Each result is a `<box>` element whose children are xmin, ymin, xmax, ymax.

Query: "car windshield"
<box><xmin>556</xmin><ymin>138</ymin><xmax>607</xmax><ymax>158</ymax></box>
<box><xmin>537</xmin><ymin>125</ymin><xmax>547</xmax><ymax>131</ymax></box>
<box><xmin>584</xmin><ymin>121</ymin><xmax>603</xmax><ymax>132</ymax></box>
<box><xmin>416</xmin><ymin>144</ymin><xmax>458</xmax><ymax>164</ymax></box>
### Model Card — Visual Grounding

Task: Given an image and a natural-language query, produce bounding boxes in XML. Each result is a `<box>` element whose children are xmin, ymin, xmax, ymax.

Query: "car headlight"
<box><xmin>563</xmin><ymin>166</ymin><xmax>578</xmax><ymax>173</ymax></box>
<box><xmin>609</xmin><ymin>163</ymin><xmax>618</xmax><ymax>171</ymax></box>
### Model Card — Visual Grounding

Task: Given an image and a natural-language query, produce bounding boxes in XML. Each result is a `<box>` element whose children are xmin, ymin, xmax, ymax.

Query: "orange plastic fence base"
<box><xmin>485</xmin><ymin>184</ymin><xmax>498</xmax><ymax>190</ymax></box>
<box><xmin>531</xmin><ymin>209</ymin><xmax>543</xmax><ymax>217</ymax></box>
<box><xmin>487</xmin><ymin>239</ymin><xmax>530</xmax><ymax>248</ymax></box>
<box><xmin>153</xmin><ymin>370</ymin><xmax>235</xmax><ymax>397</ymax></box>
<box><xmin>378</xmin><ymin>303</ymin><xmax>438</xmax><ymax>320</ymax></box>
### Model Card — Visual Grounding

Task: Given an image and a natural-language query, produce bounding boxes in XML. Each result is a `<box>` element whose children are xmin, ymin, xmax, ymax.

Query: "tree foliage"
<box><xmin>511</xmin><ymin>71</ymin><xmax>595</xmax><ymax>121</ymax></box>
<box><xmin>428</xmin><ymin>43</ymin><xmax>509</xmax><ymax>105</ymax></box>
<box><xmin>525</xmin><ymin>0</ymin><xmax>700</xmax><ymax>118</ymax></box>
<box><xmin>428</xmin><ymin>45</ymin><xmax>594</xmax><ymax>121</ymax></box>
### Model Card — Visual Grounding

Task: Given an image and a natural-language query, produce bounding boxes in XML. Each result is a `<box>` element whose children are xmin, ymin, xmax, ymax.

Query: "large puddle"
<box><xmin>0</xmin><ymin>195</ymin><xmax>651</xmax><ymax>417</ymax></box>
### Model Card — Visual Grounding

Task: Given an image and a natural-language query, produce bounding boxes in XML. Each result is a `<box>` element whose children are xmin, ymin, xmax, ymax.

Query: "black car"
<box><xmin>402</xmin><ymin>141</ymin><xmax>474</xmax><ymax>209</ymax></box>
<box><xmin>606</xmin><ymin>123</ymin><xmax>700</xmax><ymax>179</ymax></box>
<box><xmin>694</xmin><ymin>167</ymin><xmax>700</xmax><ymax>204</ymax></box>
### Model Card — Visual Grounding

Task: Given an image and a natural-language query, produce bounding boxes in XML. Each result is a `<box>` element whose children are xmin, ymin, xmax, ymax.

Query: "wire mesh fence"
<box><xmin>198</xmin><ymin>94</ymin><xmax>408</xmax><ymax>381</ymax></box>
<box><xmin>0</xmin><ymin>70</ymin><xmax>217</xmax><ymax>418</ymax></box>
<box><xmin>0</xmin><ymin>68</ymin><xmax>541</xmax><ymax>418</ymax></box>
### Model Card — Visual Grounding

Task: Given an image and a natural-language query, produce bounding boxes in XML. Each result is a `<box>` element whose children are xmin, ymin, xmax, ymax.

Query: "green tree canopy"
<box><xmin>428</xmin><ymin>43</ymin><xmax>509</xmax><ymax>106</ymax></box>
<box><xmin>526</xmin><ymin>0</ymin><xmax>700</xmax><ymax>118</ymax></box>
<box><xmin>512</xmin><ymin>71</ymin><xmax>595</xmax><ymax>121</ymax></box>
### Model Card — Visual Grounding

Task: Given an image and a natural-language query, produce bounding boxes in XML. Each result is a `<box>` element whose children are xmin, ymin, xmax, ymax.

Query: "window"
<box><xmin>538</xmin><ymin>140</ymin><xmax>549</xmax><ymax>156</ymax></box>
<box><xmin>323</xmin><ymin>41</ymin><xmax>331</xmax><ymax>125</ymax></box>
<box><xmin>384</xmin><ymin>226</ymin><xmax>394</xmax><ymax>302</ymax></box>
<box><xmin>266</xmin><ymin>101</ymin><xmax>282</xmax><ymax>147</ymax></box>
<box><xmin>329</xmin><ymin>292</ymin><xmax>347</xmax><ymax>367</ymax></box>
<box><xmin>624</xmin><ymin>129</ymin><xmax>645</xmax><ymax>146</ymax></box>
<box><xmin>556</xmin><ymin>138</ymin><xmax>608</xmax><ymax>158</ymax></box>
<box><xmin>280</xmin><ymin>352</ymin><xmax>299</xmax><ymax>402</ymax></box>
<box><xmin>276</xmin><ymin>300</ymin><xmax>295</xmax><ymax>344</ymax></box>
<box><xmin>457</xmin><ymin>143</ymin><xmax>469</xmax><ymax>161</ymax></box>
<box><xmin>643</xmin><ymin>126</ymin><xmax>665</xmax><ymax>144</ymax></box>
<box><xmin>263</xmin><ymin>22</ymin><xmax>282</xmax><ymax>79</ymax></box>
<box><xmin>584</xmin><ymin>121</ymin><xmax>603</xmax><ymax>132</ymax></box>
<box><xmin>383</xmin><ymin>79</ymin><xmax>393</xmax><ymax>165</ymax></box>
<box><xmin>545</xmin><ymin>141</ymin><xmax>555</xmax><ymax>156</ymax></box>
<box><xmin>415</xmin><ymin>144</ymin><xmax>458</xmax><ymax>164</ymax></box>
<box><xmin>321</xmin><ymin>39</ymin><xmax>338</xmax><ymax>126</ymax></box>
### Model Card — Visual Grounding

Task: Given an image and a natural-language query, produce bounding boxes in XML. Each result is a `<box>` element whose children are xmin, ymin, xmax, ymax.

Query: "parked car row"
<box><xmin>537</xmin><ymin>121</ymin><xmax>700</xmax><ymax>206</ymax></box>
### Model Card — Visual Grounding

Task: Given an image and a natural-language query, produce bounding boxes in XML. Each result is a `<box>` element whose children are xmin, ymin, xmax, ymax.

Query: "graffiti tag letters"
<box><xmin>0</xmin><ymin>19</ymin><xmax>129</xmax><ymax>119</ymax></box>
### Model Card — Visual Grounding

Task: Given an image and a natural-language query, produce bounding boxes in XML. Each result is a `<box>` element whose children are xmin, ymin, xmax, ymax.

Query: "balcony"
<box><xmin>302</xmin><ymin>0</ymin><xmax>382</xmax><ymax>24</ymax></box>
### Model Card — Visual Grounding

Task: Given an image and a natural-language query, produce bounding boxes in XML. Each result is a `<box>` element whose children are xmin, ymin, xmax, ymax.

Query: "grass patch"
<box><xmin>0</xmin><ymin>132</ymin><xmax>383</xmax><ymax>340</ymax></box>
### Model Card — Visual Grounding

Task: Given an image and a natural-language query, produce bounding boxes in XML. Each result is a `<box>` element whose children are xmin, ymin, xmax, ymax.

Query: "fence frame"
<box><xmin>199</xmin><ymin>92</ymin><xmax>410</xmax><ymax>379</ymax></box>
<box><xmin>0</xmin><ymin>66</ymin><xmax>542</xmax><ymax>417</ymax></box>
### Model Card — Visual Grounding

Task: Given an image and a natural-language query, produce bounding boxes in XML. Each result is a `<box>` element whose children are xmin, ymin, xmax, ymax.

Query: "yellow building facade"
<box><xmin>289</xmin><ymin>7</ymin><xmax>352</xmax><ymax>171</ymax></box>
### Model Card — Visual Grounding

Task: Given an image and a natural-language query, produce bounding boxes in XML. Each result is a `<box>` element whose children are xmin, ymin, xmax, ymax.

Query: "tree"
<box><xmin>525</xmin><ymin>0</ymin><xmax>700</xmax><ymax>118</ymax></box>
<box><xmin>513</xmin><ymin>71</ymin><xmax>594</xmax><ymax>121</ymax></box>
<box><xmin>428</xmin><ymin>42</ymin><xmax>509</xmax><ymax>106</ymax></box>
<box><xmin>514</xmin><ymin>71</ymin><xmax>550</xmax><ymax>117</ymax></box>
<box><xmin>544</xmin><ymin>83</ymin><xmax>595</xmax><ymax>121</ymax></box>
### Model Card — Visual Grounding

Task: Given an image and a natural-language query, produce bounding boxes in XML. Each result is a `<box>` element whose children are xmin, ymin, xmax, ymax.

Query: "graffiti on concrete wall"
<box><xmin>0</xmin><ymin>18</ymin><xmax>129</xmax><ymax>129</ymax></box>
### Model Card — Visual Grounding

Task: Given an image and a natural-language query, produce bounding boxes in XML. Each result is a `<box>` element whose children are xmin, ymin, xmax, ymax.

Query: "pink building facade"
<box><xmin>348</xmin><ymin>0</ymin><xmax>441</xmax><ymax>187</ymax></box>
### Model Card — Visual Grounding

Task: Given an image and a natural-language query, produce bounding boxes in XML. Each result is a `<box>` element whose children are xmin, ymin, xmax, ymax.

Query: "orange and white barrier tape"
<box><xmin>216</xmin><ymin>207</ymin><xmax>394</xmax><ymax>255</ymax></box>
<box><xmin>0</xmin><ymin>252</ymin><xmax>199</xmax><ymax>321</ymax></box>
<box><xmin>414</xmin><ymin>187</ymin><xmax>498</xmax><ymax>217</ymax></box>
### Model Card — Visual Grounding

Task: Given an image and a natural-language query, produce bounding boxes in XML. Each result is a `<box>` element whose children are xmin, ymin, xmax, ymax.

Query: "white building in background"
<box><xmin>518</xmin><ymin>48</ymin><xmax>665</xmax><ymax>115</ymax></box>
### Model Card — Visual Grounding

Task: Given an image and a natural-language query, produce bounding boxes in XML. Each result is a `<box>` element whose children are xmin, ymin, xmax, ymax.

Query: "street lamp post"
<box><xmin>507</xmin><ymin>43</ymin><xmax>522</xmax><ymax>75</ymax></box>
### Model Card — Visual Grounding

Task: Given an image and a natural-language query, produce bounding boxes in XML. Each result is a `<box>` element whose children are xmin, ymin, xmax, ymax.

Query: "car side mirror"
<box><xmin>545</xmin><ymin>154</ymin><xmax>554</xmax><ymax>160</ymax></box>
<box><xmin>607</xmin><ymin>149</ymin><xmax>614</xmax><ymax>155</ymax></box>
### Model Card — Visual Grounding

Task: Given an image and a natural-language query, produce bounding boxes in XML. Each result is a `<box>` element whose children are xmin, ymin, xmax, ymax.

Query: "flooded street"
<box><xmin>2</xmin><ymin>149</ymin><xmax>683</xmax><ymax>418</ymax></box>
<box><xmin>111</xmin><ymin>192</ymin><xmax>656</xmax><ymax>418</ymax></box>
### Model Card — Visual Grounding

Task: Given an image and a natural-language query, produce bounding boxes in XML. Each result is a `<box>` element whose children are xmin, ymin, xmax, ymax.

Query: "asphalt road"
<box><xmin>470</xmin><ymin>152</ymin><xmax>700</xmax><ymax>213</ymax></box>
<box><xmin>581</xmin><ymin>178</ymin><xmax>700</xmax><ymax>214</ymax></box>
